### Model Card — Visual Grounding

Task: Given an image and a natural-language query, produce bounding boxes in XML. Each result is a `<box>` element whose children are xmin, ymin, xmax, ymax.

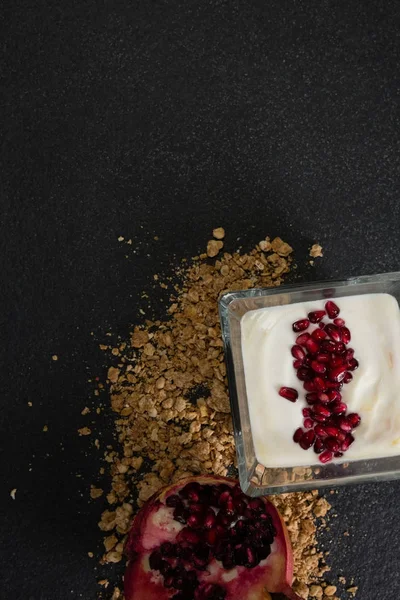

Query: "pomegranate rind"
<box><xmin>124</xmin><ymin>475</ymin><xmax>298</xmax><ymax>600</ymax></box>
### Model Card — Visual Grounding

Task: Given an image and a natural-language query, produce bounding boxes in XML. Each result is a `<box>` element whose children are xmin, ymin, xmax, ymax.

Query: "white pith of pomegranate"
<box><xmin>279</xmin><ymin>300</ymin><xmax>361</xmax><ymax>464</ymax></box>
<box><xmin>124</xmin><ymin>475</ymin><xmax>302</xmax><ymax>600</ymax></box>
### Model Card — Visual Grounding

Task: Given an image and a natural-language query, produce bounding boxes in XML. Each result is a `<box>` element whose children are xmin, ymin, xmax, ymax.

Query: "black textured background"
<box><xmin>2</xmin><ymin>0</ymin><xmax>400</xmax><ymax>598</ymax></box>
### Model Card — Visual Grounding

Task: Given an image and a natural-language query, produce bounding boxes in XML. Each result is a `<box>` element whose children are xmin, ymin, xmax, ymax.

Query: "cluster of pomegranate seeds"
<box><xmin>148</xmin><ymin>481</ymin><xmax>276</xmax><ymax>599</ymax></box>
<box><xmin>279</xmin><ymin>301</ymin><xmax>361</xmax><ymax>464</ymax></box>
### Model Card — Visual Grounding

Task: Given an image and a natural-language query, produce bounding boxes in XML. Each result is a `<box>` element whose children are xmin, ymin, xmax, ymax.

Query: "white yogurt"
<box><xmin>240</xmin><ymin>293</ymin><xmax>400</xmax><ymax>467</ymax></box>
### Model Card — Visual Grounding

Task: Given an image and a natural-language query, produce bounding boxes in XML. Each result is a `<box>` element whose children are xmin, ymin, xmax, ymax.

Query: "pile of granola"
<box><xmin>94</xmin><ymin>231</ymin><xmax>352</xmax><ymax>600</ymax></box>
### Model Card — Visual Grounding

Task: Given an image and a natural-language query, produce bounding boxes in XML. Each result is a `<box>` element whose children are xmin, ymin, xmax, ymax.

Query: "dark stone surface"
<box><xmin>1</xmin><ymin>0</ymin><xmax>400</xmax><ymax>598</ymax></box>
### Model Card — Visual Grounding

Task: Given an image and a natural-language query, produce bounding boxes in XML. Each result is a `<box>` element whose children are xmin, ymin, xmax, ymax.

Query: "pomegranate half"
<box><xmin>124</xmin><ymin>475</ymin><xmax>301</xmax><ymax>600</ymax></box>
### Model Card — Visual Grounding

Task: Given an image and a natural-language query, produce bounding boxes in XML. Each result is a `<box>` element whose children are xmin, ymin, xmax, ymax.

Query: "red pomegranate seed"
<box><xmin>316</xmin><ymin>352</ymin><xmax>330</xmax><ymax>363</ymax></box>
<box><xmin>296</xmin><ymin>332</ymin><xmax>311</xmax><ymax>346</ymax></box>
<box><xmin>328</xmin><ymin>390</ymin><xmax>342</xmax><ymax>402</ymax></box>
<box><xmin>324</xmin><ymin>425</ymin><xmax>340</xmax><ymax>438</ymax></box>
<box><xmin>299</xmin><ymin>430</ymin><xmax>315</xmax><ymax>449</ymax></box>
<box><xmin>341</xmin><ymin>326</ymin><xmax>351</xmax><ymax>344</ymax></box>
<box><xmin>314</xmin><ymin>376</ymin><xmax>327</xmax><ymax>392</ymax></box>
<box><xmin>347</xmin><ymin>358</ymin><xmax>359</xmax><ymax>371</ymax></box>
<box><xmin>329</xmin><ymin>365</ymin><xmax>348</xmax><ymax>382</ymax></box>
<box><xmin>325</xmin><ymin>300</ymin><xmax>340</xmax><ymax>319</ymax></box>
<box><xmin>337</xmin><ymin>416</ymin><xmax>353</xmax><ymax>432</ymax></box>
<box><xmin>333</xmin><ymin>318</ymin><xmax>345</xmax><ymax>326</ymax></box>
<box><xmin>331</xmin><ymin>401</ymin><xmax>347</xmax><ymax>415</ymax></box>
<box><xmin>318</xmin><ymin>393</ymin><xmax>330</xmax><ymax>404</ymax></box>
<box><xmin>330</xmin><ymin>355</ymin><xmax>344</xmax><ymax>368</ymax></box>
<box><xmin>318</xmin><ymin>321</ymin><xmax>326</xmax><ymax>329</ymax></box>
<box><xmin>320</xmin><ymin>340</ymin><xmax>337</xmax><ymax>353</ymax></box>
<box><xmin>305</xmin><ymin>392</ymin><xmax>319</xmax><ymax>404</ymax></box>
<box><xmin>293</xmin><ymin>359</ymin><xmax>303</xmax><ymax>369</ymax></box>
<box><xmin>319</xmin><ymin>450</ymin><xmax>333</xmax><ymax>463</ymax></box>
<box><xmin>303</xmin><ymin>380</ymin><xmax>316</xmax><ymax>392</ymax></box>
<box><xmin>308</xmin><ymin>310</ymin><xmax>326</xmax><ymax>323</ymax></box>
<box><xmin>337</xmin><ymin>431</ymin><xmax>346</xmax><ymax>442</ymax></box>
<box><xmin>291</xmin><ymin>345</ymin><xmax>306</xmax><ymax>360</ymax></box>
<box><xmin>311</xmin><ymin>360</ymin><xmax>327</xmax><ymax>374</ymax></box>
<box><xmin>325</xmin><ymin>437</ymin><xmax>340</xmax><ymax>452</ymax></box>
<box><xmin>293</xmin><ymin>428</ymin><xmax>304</xmax><ymax>443</ymax></box>
<box><xmin>343</xmin><ymin>372</ymin><xmax>353</xmax><ymax>384</ymax></box>
<box><xmin>347</xmin><ymin>413</ymin><xmax>361</xmax><ymax>428</ymax></box>
<box><xmin>303</xmin><ymin>356</ymin><xmax>311</xmax><ymax>367</ymax></box>
<box><xmin>314</xmin><ymin>424</ymin><xmax>328</xmax><ymax>438</ymax></box>
<box><xmin>326</xmin><ymin>380</ymin><xmax>343</xmax><ymax>390</ymax></box>
<box><xmin>341</xmin><ymin>434</ymin><xmax>355</xmax><ymax>451</ymax></box>
<box><xmin>292</xmin><ymin>319</ymin><xmax>310</xmax><ymax>332</ymax></box>
<box><xmin>325</xmin><ymin>324</ymin><xmax>341</xmax><ymax>342</ymax></box>
<box><xmin>203</xmin><ymin>510</ymin><xmax>217</xmax><ymax>529</ymax></box>
<box><xmin>305</xmin><ymin>338</ymin><xmax>320</xmax><ymax>353</ymax></box>
<box><xmin>333</xmin><ymin>341</ymin><xmax>346</xmax><ymax>354</ymax></box>
<box><xmin>302</xmin><ymin>407</ymin><xmax>312</xmax><ymax>417</ymax></box>
<box><xmin>304</xmin><ymin>418</ymin><xmax>314</xmax><ymax>429</ymax></box>
<box><xmin>313</xmin><ymin>404</ymin><xmax>331</xmax><ymax>418</ymax></box>
<box><xmin>314</xmin><ymin>438</ymin><xmax>325</xmax><ymax>453</ymax></box>
<box><xmin>334</xmin><ymin>451</ymin><xmax>344</xmax><ymax>457</ymax></box>
<box><xmin>312</xmin><ymin>328</ymin><xmax>327</xmax><ymax>341</ymax></box>
<box><xmin>313</xmin><ymin>413</ymin><xmax>328</xmax><ymax>423</ymax></box>
<box><xmin>279</xmin><ymin>387</ymin><xmax>298</xmax><ymax>402</ymax></box>
<box><xmin>297</xmin><ymin>367</ymin><xmax>313</xmax><ymax>381</ymax></box>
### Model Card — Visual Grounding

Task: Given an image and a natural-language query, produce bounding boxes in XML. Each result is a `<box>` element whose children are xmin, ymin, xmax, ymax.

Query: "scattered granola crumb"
<box><xmin>338</xmin><ymin>577</ymin><xmax>346</xmax><ymax>585</ymax></box>
<box><xmin>52</xmin><ymin>354</ymin><xmax>58</xmax><ymax>361</ymax></box>
<box><xmin>206</xmin><ymin>239</ymin><xmax>224</xmax><ymax>257</ymax></box>
<box><xmin>110</xmin><ymin>587</ymin><xmax>122</xmax><ymax>600</ymax></box>
<box><xmin>42</xmin><ymin>425</ymin><xmax>48</xmax><ymax>432</ymax></box>
<box><xmin>78</xmin><ymin>427</ymin><xmax>91</xmax><ymax>436</ymax></box>
<box><xmin>90</xmin><ymin>485</ymin><xmax>104</xmax><ymax>499</ymax></box>
<box><xmin>310</xmin><ymin>243</ymin><xmax>323</xmax><ymax>258</ymax></box>
<box><xmin>81</xmin><ymin>406</ymin><xmax>90</xmax><ymax>415</ymax></box>
<box><xmin>27</xmin><ymin>401</ymin><xmax>33</xmax><ymax>407</ymax></box>
<box><xmin>343</xmin><ymin>531</ymin><xmax>350</xmax><ymax>536</ymax></box>
<box><xmin>10</xmin><ymin>488</ymin><xmax>17</xmax><ymax>500</ymax></box>
<box><xmin>324</xmin><ymin>585</ymin><xmax>337</xmax><ymax>596</ymax></box>
<box><xmin>259</xmin><ymin>237</ymin><xmax>272</xmax><ymax>252</ymax></box>
<box><xmin>118</xmin><ymin>236</ymin><xmax>124</xmax><ymax>242</ymax></box>
<box><xmin>212</xmin><ymin>227</ymin><xmax>225</xmax><ymax>240</ymax></box>
<box><xmin>88</xmin><ymin>552</ymin><xmax>94</xmax><ymax>558</ymax></box>
<box><xmin>270</xmin><ymin>236</ymin><xmax>293</xmax><ymax>257</ymax></box>
<box><xmin>98</xmin><ymin>579</ymin><xmax>109</xmax><ymax>588</ymax></box>
<box><xmin>309</xmin><ymin>584</ymin><xmax>323</xmax><ymax>599</ymax></box>
<box><xmin>347</xmin><ymin>587</ymin><xmax>358</xmax><ymax>596</ymax></box>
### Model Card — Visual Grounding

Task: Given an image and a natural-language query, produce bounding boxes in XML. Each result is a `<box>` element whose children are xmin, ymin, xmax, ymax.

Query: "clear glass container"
<box><xmin>219</xmin><ymin>271</ymin><xmax>400</xmax><ymax>496</ymax></box>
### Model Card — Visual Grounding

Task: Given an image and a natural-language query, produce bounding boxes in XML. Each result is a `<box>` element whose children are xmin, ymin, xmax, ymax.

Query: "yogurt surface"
<box><xmin>240</xmin><ymin>293</ymin><xmax>400</xmax><ymax>467</ymax></box>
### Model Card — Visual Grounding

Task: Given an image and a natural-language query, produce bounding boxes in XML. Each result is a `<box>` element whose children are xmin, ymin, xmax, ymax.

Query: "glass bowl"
<box><xmin>219</xmin><ymin>271</ymin><xmax>400</xmax><ymax>496</ymax></box>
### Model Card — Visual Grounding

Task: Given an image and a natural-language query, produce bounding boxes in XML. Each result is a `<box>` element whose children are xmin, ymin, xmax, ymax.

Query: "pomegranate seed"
<box><xmin>316</xmin><ymin>352</ymin><xmax>330</xmax><ymax>363</ymax></box>
<box><xmin>303</xmin><ymin>380</ymin><xmax>316</xmax><ymax>392</ymax></box>
<box><xmin>203</xmin><ymin>510</ymin><xmax>217</xmax><ymax>529</ymax></box>
<box><xmin>334</xmin><ymin>451</ymin><xmax>344</xmax><ymax>457</ymax></box>
<box><xmin>341</xmin><ymin>434</ymin><xmax>355</xmax><ymax>451</ymax></box>
<box><xmin>325</xmin><ymin>437</ymin><xmax>340</xmax><ymax>452</ymax></box>
<box><xmin>304</xmin><ymin>418</ymin><xmax>314</xmax><ymax>429</ymax></box>
<box><xmin>293</xmin><ymin>359</ymin><xmax>303</xmax><ymax>369</ymax></box>
<box><xmin>293</xmin><ymin>428</ymin><xmax>304</xmax><ymax>443</ymax></box>
<box><xmin>325</xmin><ymin>324</ymin><xmax>341</xmax><ymax>342</ymax></box>
<box><xmin>329</xmin><ymin>365</ymin><xmax>348</xmax><ymax>382</ymax></box>
<box><xmin>341</xmin><ymin>326</ymin><xmax>351</xmax><ymax>344</ymax></box>
<box><xmin>325</xmin><ymin>300</ymin><xmax>340</xmax><ymax>319</ymax></box>
<box><xmin>331</xmin><ymin>401</ymin><xmax>347</xmax><ymax>415</ymax></box>
<box><xmin>305</xmin><ymin>392</ymin><xmax>319</xmax><ymax>404</ymax></box>
<box><xmin>333</xmin><ymin>318</ymin><xmax>345</xmax><ymax>326</ymax></box>
<box><xmin>343</xmin><ymin>371</ymin><xmax>353</xmax><ymax>384</ymax></box>
<box><xmin>314</xmin><ymin>376</ymin><xmax>327</xmax><ymax>392</ymax></box>
<box><xmin>291</xmin><ymin>345</ymin><xmax>306</xmax><ymax>360</ymax></box>
<box><xmin>312</xmin><ymin>328</ymin><xmax>327</xmax><ymax>341</ymax></box>
<box><xmin>347</xmin><ymin>358</ymin><xmax>359</xmax><ymax>371</ymax></box>
<box><xmin>177</xmin><ymin>527</ymin><xmax>202</xmax><ymax>545</ymax></box>
<box><xmin>330</xmin><ymin>355</ymin><xmax>344</xmax><ymax>368</ymax></box>
<box><xmin>314</xmin><ymin>438</ymin><xmax>325</xmax><ymax>453</ymax></box>
<box><xmin>187</xmin><ymin>512</ymin><xmax>204</xmax><ymax>529</ymax></box>
<box><xmin>313</xmin><ymin>404</ymin><xmax>331</xmax><ymax>418</ymax></box>
<box><xmin>303</xmin><ymin>356</ymin><xmax>311</xmax><ymax>367</ymax></box>
<box><xmin>328</xmin><ymin>390</ymin><xmax>342</xmax><ymax>402</ymax></box>
<box><xmin>311</xmin><ymin>360</ymin><xmax>327</xmax><ymax>374</ymax></box>
<box><xmin>318</xmin><ymin>392</ymin><xmax>330</xmax><ymax>404</ymax></box>
<box><xmin>308</xmin><ymin>310</ymin><xmax>326</xmax><ymax>323</ymax></box>
<box><xmin>326</xmin><ymin>380</ymin><xmax>343</xmax><ymax>390</ymax></box>
<box><xmin>324</xmin><ymin>425</ymin><xmax>340</xmax><ymax>438</ymax></box>
<box><xmin>345</xmin><ymin>348</ymin><xmax>354</xmax><ymax>359</ymax></box>
<box><xmin>313</xmin><ymin>413</ymin><xmax>328</xmax><ymax>422</ymax></box>
<box><xmin>333</xmin><ymin>341</ymin><xmax>346</xmax><ymax>354</ymax></box>
<box><xmin>296</xmin><ymin>332</ymin><xmax>311</xmax><ymax>346</ymax></box>
<box><xmin>320</xmin><ymin>340</ymin><xmax>337</xmax><ymax>353</ymax></box>
<box><xmin>318</xmin><ymin>321</ymin><xmax>326</xmax><ymax>329</ymax></box>
<box><xmin>297</xmin><ymin>367</ymin><xmax>313</xmax><ymax>381</ymax></box>
<box><xmin>302</xmin><ymin>407</ymin><xmax>312</xmax><ymax>417</ymax></box>
<box><xmin>347</xmin><ymin>413</ymin><xmax>361</xmax><ymax>428</ymax></box>
<box><xmin>278</xmin><ymin>387</ymin><xmax>298</xmax><ymax>402</ymax></box>
<box><xmin>292</xmin><ymin>319</ymin><xmax>310</xmax><ymax>332</ymax></box>
<box><xmin>305</xmin><ymin>338</ymin><xmax>320</xmax><ymax>353</ymax></box>
<box><xmin>337</xmin><ymin>416</ymin><xmax>353</xmax><ymax>432</ymax></box>
<box><xmin>299</xmin><ymin>430</ymin><xmax>315</xmax><ymax>449</ymax></box>
<box><xmin>337</xmin><ymin>431</ymin><xmax>346</xmax><ymax>442</ymax></box>
<box><xmin>319</xmin><ymin>450</ymin><xmax>333</xmax><ymax>463</ymax></box>
<box><xmin>314</xmin><ymin>424</ymin><xmax>328</xmax><ymax>437</ymax></box>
